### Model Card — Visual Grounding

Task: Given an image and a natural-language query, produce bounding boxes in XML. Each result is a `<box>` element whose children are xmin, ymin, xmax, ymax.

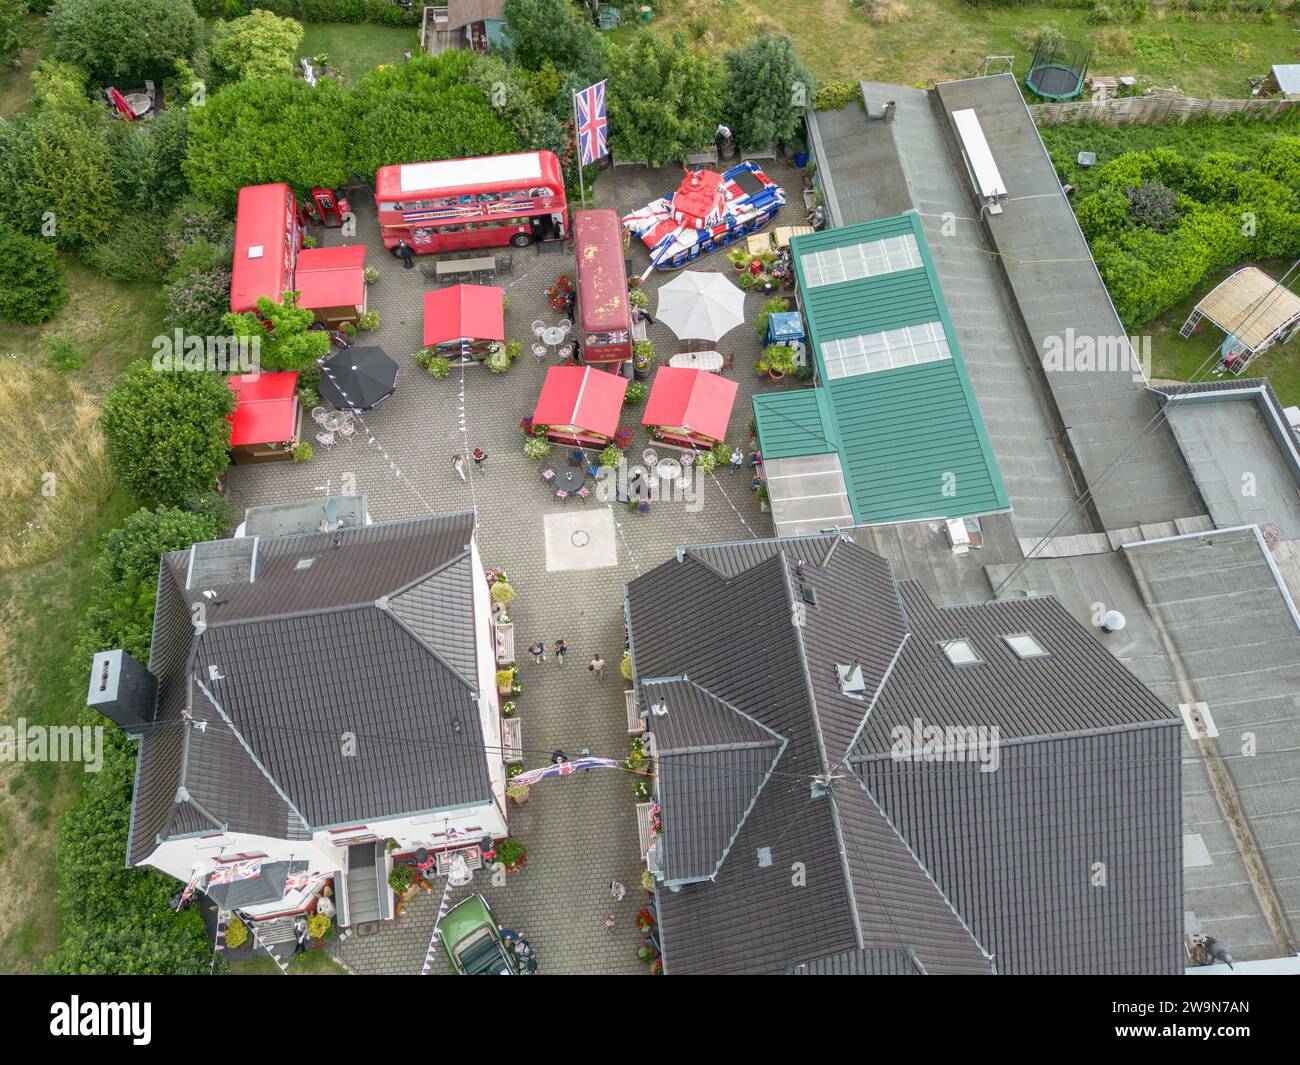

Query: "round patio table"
<box><xmin>554</xmin><ymin>467</ymin><xmax>585</xmax><ymax>494</ymax></box>
<box><xmin>320</xmin><ymin>410</ymin><xmax>352</xmax><ymax>433</ymax></box>
<box><xmin>655</xmin><ymin>457</ymin><xmax>683</xmax><ymax>482</ymax></box>
<box><xmin>541</xmin><ymin>325</ymin><xmax>567</xmax><ymax>349</ymax></box>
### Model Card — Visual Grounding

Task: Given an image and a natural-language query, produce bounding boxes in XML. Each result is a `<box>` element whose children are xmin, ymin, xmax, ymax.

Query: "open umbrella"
<box><xmin>655</xmin><ymin>270</ymin><xmax>747</xmax><ymax>342</ymax></box>
<box><xmin>318</xmin><ymin>346</ymin><xmax>398</xmax><ymax>411</ymax></box>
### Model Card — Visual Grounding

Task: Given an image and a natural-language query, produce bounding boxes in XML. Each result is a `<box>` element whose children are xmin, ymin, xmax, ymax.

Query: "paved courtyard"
<box><xmin>225</xmin><ymin>159</ymin><xmax>810</xmax><ymax>974</ymax></box>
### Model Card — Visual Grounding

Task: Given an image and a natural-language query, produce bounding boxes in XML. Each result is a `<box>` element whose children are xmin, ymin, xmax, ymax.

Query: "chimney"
<box><xmin>87</xmin><ymin>650</ymin><xmax>157</xmax><ymax>737</ymax></box>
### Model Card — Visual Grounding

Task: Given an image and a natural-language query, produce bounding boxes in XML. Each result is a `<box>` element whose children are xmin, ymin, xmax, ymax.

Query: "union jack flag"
<box><xmin>284</xmin><ymin>869</ymin><xmax>327</xmax><ymax>893</ymax></box>
<box><xmin>207</xmin><ymin>858</ymin><xmax>264</xmax><ymax>886</ymax></box>
<box><xmin>512</xmin><ymin>756</ymin><xmax>620</xmax><ymax>788</ymax></box>
<box><xmin>574</xmin><ymin>80</ymin><xmax>608</xmax><ymax>167</ymax></box>
<box><xmin>178</xmin><ymin>868</ymin><xmax>202</xmax><ymax>906</ymax></box>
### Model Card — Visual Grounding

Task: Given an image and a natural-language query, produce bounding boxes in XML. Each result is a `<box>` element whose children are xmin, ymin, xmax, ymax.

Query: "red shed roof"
<box><xmin>231</xmin><ymin>184</ymin><xmax>298</xmax><ymax>315</ymax></box>
<box><xmin>642</xmin><ymin>367</ymin><xmax>738</xmax><ymax>443</ymax></box>
<box><xmin>533</xmin><ymin>366</ymin><xmax>628</xmax><ymax>439</ymax></box>
<box><xmin>295</xmin><ymin>245</ymin><xmax>367</xmax><ymax>311</ymax></box>
<box><xmin>423</xmin><ymin>285</ymin><xmax>506</xmax><ymax>346</ymax></box>
<box><xmin>227</xmin><ymin>371</ymin><xmax>300</xmax><ymax>447</ymax></box>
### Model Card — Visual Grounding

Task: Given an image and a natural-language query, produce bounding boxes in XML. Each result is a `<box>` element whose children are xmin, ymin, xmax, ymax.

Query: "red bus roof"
<box><xmin>295</xmin><ymin>245</ymin><xmax>367</xmax><ymax>311</ymax></box>
<box><xmin>532</xmin><ymin>366</ymin><xmax>628</xmax><ymax>439</ymax></box>
<box><xmin>641</xmin><ymin>367</ymin><xmax>738</xmax><ymax>444</ymax></box>
<box><xmin>423</xmin><ymin>285</ymin><xmax>505</xmax><ymax>346</ymax></box>
<box><xmin>227</xmin><ymin>371</ymin><xmax>300</xmax><ymax>447</ymax></box>
<box><xmin>231</xmin><ymin>184</ymin><xmax>297</xmax><ymax>314</ymax></box>
<box><xmin>574</xmin><ymin>209</ymin><xmax>630</xmax><ymax>335</ymax></box>
<box><xmin>375</xmin><ymin>151</ymin><xmax>564</xmax><ymax>201</ymax></box>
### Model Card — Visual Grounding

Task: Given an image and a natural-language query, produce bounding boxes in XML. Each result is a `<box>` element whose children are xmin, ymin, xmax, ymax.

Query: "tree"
<box><xmin>100</xmin><ymin>362</ymin><xmax>236</xmax><ymax>507</ymax></box>
<box><xmin>210</xmin><ymin>9</ymin><xmax>305</xmax><ymax>82</ymax></box>
<box><xmin>14</xmin><ymin>106</ymin><xmax>119</xmax><ymax>247</ymax></box>
<box><xmin>48</xmin><ymin>0</ymin><xmax>204</xmax><ymax>87</ymax></box>
<box><xmin>502</xmin><ymin>0</ymin><xmax>608</xmax><ymax>83</ymax></box>
<box><xmin>224</xmin><ymin>293</ymin><xmax>331</xmax><ymax>372</ymax></box>
<box><xmin>0</xmin><ymin>225</ymin><xmax>67</xmax><ymax>324</ymax></box>
<box><xmin>722</xmin><ymin>36</ymin><xmax>817</xmax><ymax>152</ymax></box>
<box><xmin>606</xmin><ymin>34</ymin><xmax>723</xmax><ymax>168</ymax></box>
<box><xmin>111</xmin><ymin>106</ymin><xmax>191</xmax><ymax>215</ymax></box>
<box><xmin>0</xmin><ymin>0</ymin><xmax>24</xmax><ymax>70</ymax></box>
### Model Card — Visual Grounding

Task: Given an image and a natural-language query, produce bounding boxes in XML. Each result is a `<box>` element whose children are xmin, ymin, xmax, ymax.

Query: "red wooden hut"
<box><xmin>532</xmin><ymin>366</ymin><xmax>628</xmax><ymax>447</ymax></box>
<box><xmin>642</xmin><ymin>367</ymin><xmax>738</xmax><ymax>449</ymax></box>
<box><xmin>423</xmin><ymin>285</ymin><xmax>506</xmax><ymax>360</ymax></box>
<box><xmin>226</xmin><ymin>371</ymin><xmax>301</xmax><ymax>464</ymax></box>
<box><xmin>295</xmin><ymin>245</ymin><xmax>368</xmax><ymax>327</ymax></box>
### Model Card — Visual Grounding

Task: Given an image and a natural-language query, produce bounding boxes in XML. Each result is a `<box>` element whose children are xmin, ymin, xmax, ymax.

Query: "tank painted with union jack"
<box><xmin>621</xmin><ymin>162</ymin><xmax>787</xmax><ymax>271</ymax></box>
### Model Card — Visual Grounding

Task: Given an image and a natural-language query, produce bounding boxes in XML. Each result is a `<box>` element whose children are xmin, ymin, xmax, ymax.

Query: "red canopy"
<box><xmin>423</xmin><ymin>285</ymin><xmax>506</xmax><ymax>346</ymax></box>
<box><xmin>642</xmin><ymin>367</ymin><xmax>738</xmax><ymax>444</ymax></box>
<box><xmin>533</xmin><ymin>366</ymin><xmax>628</xmax><ymax>441</ymax></box>
<box><xmin>295</xmin><ymin>245</ymin><xmax>367</xmax><ymax>311</ymax></box>
<box><xmin>227</xmin><ymin>371</ymin><xmax>300</xmax><ymax>447</ymax></box>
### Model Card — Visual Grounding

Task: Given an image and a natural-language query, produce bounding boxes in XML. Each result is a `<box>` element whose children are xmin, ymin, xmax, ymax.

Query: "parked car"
<box><xmin>437</xmin><ymin>894</ymin><xmax>517</xmax><ymax>975</ymax></box>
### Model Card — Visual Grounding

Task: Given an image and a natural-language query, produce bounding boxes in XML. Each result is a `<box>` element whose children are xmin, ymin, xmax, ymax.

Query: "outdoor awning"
<box><xmin>423</xmin><ymin>284</ymin><xmax>505</xmax><ymax>347</ymax></box>
<box><xmin>641</xmin><ymin>367</ymin><xmax>738</xmax><ymax>443</ymax></box>
<box><xmin>764</xmin><ymin>452</ymin><xmax>855</xmax><ymax>538</ymax></box>
<box><xmin>532</xmin><ymin>366</ymin><xmax>628</xmax><ymax>440</ymax></box>
<box><xmin>1194</xmin><ymin>266</ymin><xmax>1300</xmax><ymax>353</ymax></box>
<box><xmin>295</xmin><ymin>245</ymin><xmax>367</xmax><ymax>311</ymax></box>
<box><xmin>227</xmin><ymin>371</ymin><xmax>300</xmax><ymax>447</ymax></box>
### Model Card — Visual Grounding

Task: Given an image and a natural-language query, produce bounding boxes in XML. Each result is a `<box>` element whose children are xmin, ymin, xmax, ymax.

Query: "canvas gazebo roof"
<box><xmin>1192</xmin><ymin>267</ymin><xmax>1300</xmax><ymax>353</ymax></box>
<box><xmin>227</xmin><ymin>371</ymin><xmax>300</xmax><ymax>447</ymax></box>
<box><xmin>423</xmin><ymin>284</ymin><xmax>505</xmax><ymax>347</ymax></box>
<box><xmin>642</xmin><ymin>367</ymin><xmax>738</xmax><ymax>444</ymax></box>
<box><xmin>295</xmin><ymin>245</ymin><xmax>367</xmax><ymax>312</ymax></box>
<box><xmin>532</xmin><ymin>366</ymin><xmax>628</xmax><ymax>440</ymax></box>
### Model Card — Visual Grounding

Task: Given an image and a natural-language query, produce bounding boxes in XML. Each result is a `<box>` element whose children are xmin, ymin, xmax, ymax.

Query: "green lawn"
<box><xmin>296</xmin><ymin>22</ymin><xmax>421</xmax><ymax>82</ymax></box>
<box><xmin>232</xmin><ymin>948</ymin><xmax>349</xmax><ymax>975</ymax></box>
<box><xmin>646</xmin><ymin>0</ymin><xmax>1296</xmax><ymax>99</ymax></box>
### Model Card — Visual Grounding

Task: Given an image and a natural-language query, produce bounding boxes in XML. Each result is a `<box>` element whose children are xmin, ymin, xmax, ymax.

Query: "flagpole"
<box><xmin>573</xmin><ymin>89</ymin><xmax>587</xmax><ymax>209</ymax></box>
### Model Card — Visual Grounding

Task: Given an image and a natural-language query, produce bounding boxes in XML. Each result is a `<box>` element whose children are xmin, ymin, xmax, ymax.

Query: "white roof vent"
<box><xmin>836</xmin><ymin>662</ymin><xmax>866</xmax><ymax>697</ymax></box>
<box><xmin>247</xmin><ymin>244</ymin><xmax>265</xmax><ymax>259</ymax></box>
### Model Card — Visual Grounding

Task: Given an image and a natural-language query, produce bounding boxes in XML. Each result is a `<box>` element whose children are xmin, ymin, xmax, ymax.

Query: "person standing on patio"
<box><xmin>729</xmin><ymin>447</ymin><xmax>743</xmax><ymax>473</ymax></box>
<box><xmin>395</xmin><ymin>240</ymin><xmax>415</xmax><ymax>270</ymax></box>
<box><xmin>528</xmin><ymin>639</ymin><xmax>546</xmax><ymax>665</ymax></box>
<box><xmin>473</xmin><ymin>447</ymin><xmax>488</xmax><ymax>473</ymax></box>
<box><xmin>554</xmin><ymin>638</ymin><xmax>568</xmax><ymax>667</ymax></box>
<box><xmin>292</xmin><ymin>917</ymin><xmax>308</xmax><ymax>958</ymax></box>
<box><xmin>589</xmin><ymin>653</ymin><xmax>605</xmax><ymax>681</ymax></box>
<box><xmin>452</xmin><ymin>453</ymin><xmax>467</xmax><ymax>481</ymax></box>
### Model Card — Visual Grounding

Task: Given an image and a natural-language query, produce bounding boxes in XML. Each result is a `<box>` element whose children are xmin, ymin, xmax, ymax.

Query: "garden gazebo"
<box><xmin>642</xmin><ymin>367</ymin><xmax>738</xmax><ymax>450</ymax></box>
<box><xmin>423</xmin><ymin>284</ymin><xmax>506</xmax><ymax>360</ymax></box>
<box><xmin>1180</xmin><ymin>267</ymin><xmax>1300</xmax><ymax>376</ymax></box>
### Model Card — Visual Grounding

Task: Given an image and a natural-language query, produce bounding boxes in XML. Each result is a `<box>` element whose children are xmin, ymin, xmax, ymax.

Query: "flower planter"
<box><xmin>767</xmin><ymin>369</ymin><xmax>785</xmax><ymax>383</ymax></box>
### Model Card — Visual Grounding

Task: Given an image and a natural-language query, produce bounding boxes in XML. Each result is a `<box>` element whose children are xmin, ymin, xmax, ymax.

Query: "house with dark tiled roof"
<box><xmin>87</xmin><ymin>507</ymin><xmax>508</xmax><ymax>927</ymax></box>
<box><xmin>624</xmin><ymin>534</ymin><xmax>1184</xmax><ymax>974</ymax></box>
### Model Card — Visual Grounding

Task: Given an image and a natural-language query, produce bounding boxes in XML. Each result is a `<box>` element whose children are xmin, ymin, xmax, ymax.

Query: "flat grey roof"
<box><xmin>241</xmin><ymin>494</ymin><xmax>368</xmax><ymax>538</ymax></box>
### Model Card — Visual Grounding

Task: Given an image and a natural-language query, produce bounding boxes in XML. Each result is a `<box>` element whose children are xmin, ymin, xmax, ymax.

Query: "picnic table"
<box><xmin>434</xmin><ymin>256</ymin><xmax>497</xmax><ymax>282</ymax></box>
<box><xmin>668</xmin><ymin>350</ymin><xmax>724</xmax><ymax>373</ymax></box>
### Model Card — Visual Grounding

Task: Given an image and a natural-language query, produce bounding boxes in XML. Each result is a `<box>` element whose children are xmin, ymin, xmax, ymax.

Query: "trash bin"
<box><xmin>639</xmin><ymin>5</ymin><xmax>652</xmax><ymax>20</ymax></box>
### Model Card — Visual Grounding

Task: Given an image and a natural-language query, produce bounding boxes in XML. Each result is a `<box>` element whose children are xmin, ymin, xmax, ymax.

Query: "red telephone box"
<box><xmin>309</xmin><ymin>187</ymin><xmax>350</xmax><ymax>228</ymax></box>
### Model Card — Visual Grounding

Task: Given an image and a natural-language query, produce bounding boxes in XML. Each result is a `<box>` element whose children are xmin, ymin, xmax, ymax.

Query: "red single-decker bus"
<box><xmin>573</xmin><ymin>208</ymin><xmax>632</xmax><ymax>369</ymax></box>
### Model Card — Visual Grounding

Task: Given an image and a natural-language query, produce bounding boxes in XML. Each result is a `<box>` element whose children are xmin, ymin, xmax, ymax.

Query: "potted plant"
<box><xmin>507</xmin><ymin>782</ymin><xmax>530</xmax><ymax>805</ymax></box>
<box><xmin>628</xmin><ymin>288</ymin><xmax>650</xmax><ymax>310</ymax></box>
<box><xmin>388</xmin><ymin>864</ymin><xmax>416</xmax><ymax>897</ymax></box>
<box><xmin>754</xmin><ymin>296</ymin><xmax>789</xmax><ymax>339</ymax></box>
<box><xmin>494</xmin><ymin>836</ymin><xmax>527</xmax><ymax>872</ymax></box>
<box><xmin>635</xmin><ymin>906</ymin><xmax>656</xmax><ymax>933</ymax></box>
<box><xmin>621</xmin><ymin>649</ymin><xmax>633</xmax><ymax>681</ymax></box>
<box><xmin>502</xmin><ymin>700</ymin><xmax>517</xmax><ymax>719</ymax></box>
<box><xmin>496</xmin><ymin>667</ymin><xmax>515</xmax><ymax>696</ymax></box>
<box><xmin>357</xmin><ymin>310</ymin><xmax>380</xmax><ymax>331</ymax></box>
<box><xmin>485</xmin><ymin>347</ymin><xmax>511</xmax><ymax>373</ymax></box>
<box><xmin>224</xmin><ymin>916</ymin><xmax>249</xmax><ymax>950</ymax></box>
<box><xmin>755</xmin><ymin>344</ymin><xmax>797</xmax><ymax>382</ymax></box>
<box><xmin>641</xmin><ymin>868</ymin><xmax>655</xmax><ymax>893</ymax></box>
<box><xmin>632</xmin><ymin>339</ymin><xmax>656</xmax><ymax>380</ymax></box>
<box><xmin>307</xmin><ymin>911</ymin><xmax>334</xmax><ymax>944</ymax></box>
<box><xmin>726</xmin><ymin>246</ymin><xmax>750</xmax><ymax>272</ymax></box>
<box><xmin>598</xmin><ymin>443</ymin><xmax>622</xmax><ymax>471</ymax></box>
<box><xmin>634</xmin><ymin>778</ymin><xmax>650</xmax><ymax>799</ymax></box>
<box><xmin>614</xmin><ymin>427</ymin><xmax>634</xmax><ymax>449</ymax></box>
<box><xmin>490</xmin><ymin>581</ymin><xmax>515</xmax><ymax>607</ymax></box>
<box><xmin>291</xmin><ymin>441</ymin><xmax>312</xmax><ymax>462</ymax></box>
<box><xmin>524</xmin><ymin>435</ymin><xmax>552</xmax><ymax>459</ymax></box>
<box><xmin>363</xmin><ymin>266</ymin><xmax>380</xmax><ymax>285</ymax></box>
<box><xmin>649</xmin><ymin>957</ymin><xmax>664</xmax><ymax>975</ymax></box>
<box><xmin>637</xmin><ymin>943</ymin><xmax>659</xmax><ymax>965</ymax></box>
<box><xmin>624</xmin><ymin>380</ymin><xmax>648</xmax><ymax>405</ymax></box>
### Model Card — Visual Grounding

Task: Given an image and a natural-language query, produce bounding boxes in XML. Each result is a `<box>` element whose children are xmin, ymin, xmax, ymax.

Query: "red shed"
<box><xmin>295</xmin><ymin>245</ymin><xmax>368</xmax><ymax>327</ymax></box>
<box><xmin>227</xmin><ymin>371</ymin><xmax>301</xmax><ymax>464</ymax></box>
<box><xmin>642</xmin><ymin>367</ymin><xmax>738</xmax><ymax>448</ymax></box>
<box><xmin>231</xmin><ymin>184</ymin><xmax>301</xmax><ymax>315</ymax></box>
<box><xmin>573</xmin><ymin>208</ymin><xmax>632</xmax><ymax>368</ymax></box>
<box><xmin>423</xmin><ymin>284</ymin><xmax>505</xmax><ymax>358</ymax></box>
<box><xmin>532</xmin><ymin>365</ymin><xmax>628</xmax><ymax>446</ymax></box>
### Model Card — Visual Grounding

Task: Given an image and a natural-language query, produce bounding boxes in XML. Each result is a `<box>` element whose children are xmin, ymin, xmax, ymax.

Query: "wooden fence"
<box><xmin>1030</xmin><ymin>94</ymin><xmax>1296</xmax><ymax>126</ymax></box>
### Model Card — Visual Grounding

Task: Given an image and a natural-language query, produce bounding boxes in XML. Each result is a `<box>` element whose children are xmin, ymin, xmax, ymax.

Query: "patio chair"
<box><xmin>558</xmin><ymin>343</ymin><xmax>574</xmax><ymax>364</ymax></box>
<box><xmin>532</xmin><ymin>343</ymin><xmax>548</xmax><ymax>365</ymax></box>
<box><xmin>556</xmin><ymin>488</ymin><xmax>569</xmax><ymax>504</ymax></box>
<box><xmin>559</xmin><ymin>319</ymin><xmax>572</xmax><ymax>336</ymax></box>
<box><xmin>337</xmin><ymin>421</ymin><xmax>357</xmax><ymax>440</ymax></box>
<box><xmin>680</xmin><ymin>450</ymin><xmax>695</xmax><ymax>467</ymax></box>
<box><xmin>575</xmin><ymin>485</ymin><xmax>591</xmax><ymax>502</ymax></box>
<box><xmin>532</xmin><ymin>320</ymin><xmax>547</xmax><ymax>338</ymax></box>
<box><xmin>541</xmin><ymin>467</ymin><xmax>556</xmax><ymax>481</ymax></box>
<box><xmin>642</xmin><ymin>449</ymin><xmax>658</xmax><ymax>468</ymax></box>
<box><xmin>316</xmin><ymin>431</ymin><xmax>336</xmax><ymax>449</ymax></box>
<box><xmin>311</xmin><ymin>407</ymin><xmax>328</xmax><ymax>425</ymax></box>
<box><xmin>722</xmin><ymin>353</ymin><xmax>736</xmax><ymax>373</ymax></box>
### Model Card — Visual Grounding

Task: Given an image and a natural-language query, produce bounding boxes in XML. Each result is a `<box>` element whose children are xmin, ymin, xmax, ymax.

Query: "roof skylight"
<box><xmin>940</xmin><ymin>639</ymin><xmax>983</xmax><ymax>667</ymax></box>
<box><xmin>1003</xmin><ymin>633</ymin><xmax>1049</xmax><ymax>660</ymax></box>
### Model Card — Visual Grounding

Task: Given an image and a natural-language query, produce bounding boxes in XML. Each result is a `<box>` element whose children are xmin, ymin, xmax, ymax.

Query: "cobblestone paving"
<box><xmin>226</xmin><ymin>159</ymin><xmax>809</xmax><ymax>974</ymax></box>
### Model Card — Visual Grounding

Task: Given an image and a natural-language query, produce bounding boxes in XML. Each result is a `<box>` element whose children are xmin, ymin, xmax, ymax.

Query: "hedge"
<box><xmin>198</xmin><ymin>0</ymin><xmax>421</xmax><ymax>26</ymax></box>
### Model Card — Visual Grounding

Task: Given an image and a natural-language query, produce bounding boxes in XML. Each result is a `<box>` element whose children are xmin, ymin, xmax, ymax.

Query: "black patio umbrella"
<box><xmin>318</xmin><ymin>346</ymin><xmax>399</xmax><ymax>411</ymax></box>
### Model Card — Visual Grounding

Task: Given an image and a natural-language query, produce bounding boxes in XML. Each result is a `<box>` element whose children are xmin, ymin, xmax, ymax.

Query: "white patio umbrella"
<box><xmin>655</xmin><ymin>270</ymin><xmax>747</xmax><ymax>342</ymax></box>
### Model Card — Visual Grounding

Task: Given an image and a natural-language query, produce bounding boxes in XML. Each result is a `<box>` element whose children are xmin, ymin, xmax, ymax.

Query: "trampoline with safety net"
<box><xmin>1025</xmin><ymin>37</ymin><xmax>1091</xmax><ymax>101</ymax></box>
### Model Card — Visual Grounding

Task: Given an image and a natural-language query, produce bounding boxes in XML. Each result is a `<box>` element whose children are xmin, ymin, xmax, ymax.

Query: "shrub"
<box><xmin>599</xmin><ymin>444</ymin><xmax>622</xmax><ymax>468</ymax></box>
<box><xmin>814</xmin><ymin>80</ymin><xmax>860</xmax><ymax>111</ymax></box>
<box><xmin>1125</xmin><ymin>180</ymin><xmax>1180</xmax><ymax>232</ymax></box>
<box><xmin>45</xmin><ymin>334</ymin><xmax>86</xmax><ymax>373</ymax></box>
<box><xmin>166</xmin><ymin>268</ymin><xmax>232</xmax><ymax>338</ymax></box>
<box><xmin>485</xmin><ymin>347</ymin><xmax>511</xmax><ymax>373</ymax></box>
<box><xmin>225</xmin><ymin>917</ymin><xmax>249</xmax><ymax>950</ymax></box>
<box><xmin>100</xmin><ymin>363</ymin><xmax>236</xmax><ymax>507</ymax></box>
<box><xmin>0</xmin><ymin>226</ymin><xmax>67</xmax><ymax>324</ymax></box>
<box><xmin>494</xmin><ymin>837</ymin><xmax>526</xmax><ymax>869</ymax></box>
<box><xmin>357</xmin><ymin>310</ymin><xmax>380</xmax><ymax>331</ymax></box>
<box><xmin>524</xmin><ymin>435</ymin><xmax>552</xmax><ymax>458</ymax></box>
<box><xmin>607</xmin><ymin>33</ymin><xmax>722</xmax><ymax>166</ymax></box>
<box><xmin>722</xmin><ymin>36</ymin><xmax>816</xmax><ymax>152</ymax></box>
<box><xmin>388</xmin><ymin>865</ymin><xmax>415</xmax><ymax>894</ymax></box>
<box><xmin>307</xmin><ymin>912</ymin><xmax>333</xmax><ymax>941</ymax></box>
<box><xmin>211</xmin><ymin>8</ymin><xmax>305</xmax><ymax>82</ymax></box>
<box><xmin>83</xmin><ymin>216</ymin><xmax>171</xmax><ymax>282</ymax></box>
<box><xmin>624</xmin><ymin>380</ymin><xmax>648</xmax><ymax>404</ymax></box>
<box><xmin>291</xmin><ymin>441</ymin><xmax>312</xmax><ymax>462</ymax></box>
<box><xmin>49</xmin><ymin>0</ymin><xmax>205</xmax><ymax>87</ymax></box>
<box><xmin>490</xmin><ymin>581</ymin><xmax>516</xmax><ymax>605</ymax></box>
<box><xmin>224</xmin><ymin>294</ymin><xmax>330</xmax><ymax>371</ymax></box>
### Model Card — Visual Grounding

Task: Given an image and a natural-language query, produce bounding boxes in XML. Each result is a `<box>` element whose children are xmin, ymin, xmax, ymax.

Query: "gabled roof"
<box><xmin>128</xmin><ymin>512</ymin><xmax>489</xmax><ymax>866</ymax></box>
<box><xmin>638</xmin><ymin>676</ymin><xmax>785</xmax><ymax>885</ymax></box>
<box><xmin>294</xmin><ymin>245</ymin><xmax>367</xmax><ymax>311</ymax></box>
<box><xmin>422</xmin><ymin>284</ymin><xmax>506</xmax><ymax>347</ymax></box>
<box><xmin>628</xmin><ymin>533</ymin><xmax>1183</xmax><ymax>974</ymax></box>
<box><xmin>641</xmin><ymin>367</ymin><xmax>738</xmax><ymax>443</ymax></box>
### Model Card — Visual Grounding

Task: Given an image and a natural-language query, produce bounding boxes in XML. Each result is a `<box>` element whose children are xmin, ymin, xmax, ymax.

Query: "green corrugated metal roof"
<box><xmin>753</xmin><ymin>212</ymin><xmax>1008</xmax><ymax>526</ymax></box>
<box><xmin>752</xmin><ymin>390</ymin><xmax>833</xmax><ymax>459</ymax></box>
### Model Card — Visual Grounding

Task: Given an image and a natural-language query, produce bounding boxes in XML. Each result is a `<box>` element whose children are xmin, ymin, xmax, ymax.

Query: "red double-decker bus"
<box><xmin>375</xmin><ymin>151</ymin><xmax>567</xmax><ymax>256</ymax></box>
<box><xmin>573</xmin><ymin>209</ymin><xmax>632</xmax><ymax>369</ymax></box>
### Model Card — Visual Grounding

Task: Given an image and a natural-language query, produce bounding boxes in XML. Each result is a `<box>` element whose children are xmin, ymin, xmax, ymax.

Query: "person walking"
<box><xmin>729</xmin><ymin>447</ymin><xmax>744</xmax><ymax>474</ymax></box>
<box><xmin>452</xmin><ymin>453</ymin><xmax>467</xmax><ymax>481</ymax></box>
<box><xmin>553</xmin><ymin>638</ymin><xmax>568</xmax><ymax>666</ymax></box>
<box><xmin>472</xmin><ymin>447</ymin><xmax>488</xmax><ymax>473</ymax></box>
<box><xmin>528</xmin><ymin>639</ymin><xmax>546</xmax><ymax>665</ymax></box>
<box><xmin>292</xmin><ymin>916</ymin><xmax>309</xmax><ymax>959</ymax></box>
<box><xmin>589</xmin><ymin>653</ymin><xmax>605</xmax><ymax>681</ymax></box>
<box><xmin>395</xmin><ymin>240</ymin><xmax>415</xmax><ymax>270</ymax></box>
